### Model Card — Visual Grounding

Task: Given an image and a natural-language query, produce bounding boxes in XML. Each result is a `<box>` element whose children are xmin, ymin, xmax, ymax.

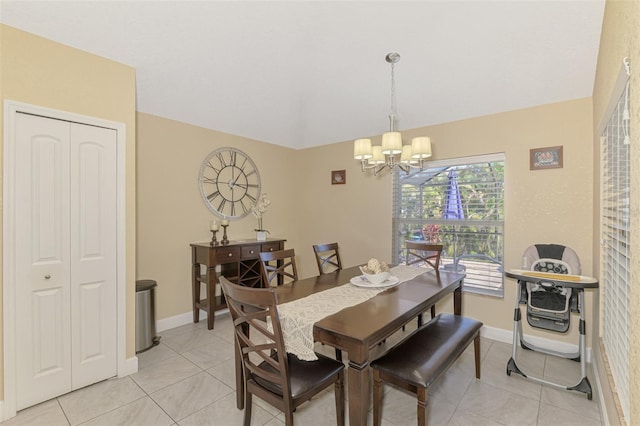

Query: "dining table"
<box><xmin>233</xmin><ymin>264</ymin><xmax>466</xmax><ymax>426</ymax></box>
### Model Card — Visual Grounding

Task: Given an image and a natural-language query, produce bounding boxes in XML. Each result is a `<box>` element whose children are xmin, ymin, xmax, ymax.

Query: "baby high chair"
<box><xmin>505</xmin><ymin>244</ymin><xmax>598</xmax><ymax>400</ymax></box>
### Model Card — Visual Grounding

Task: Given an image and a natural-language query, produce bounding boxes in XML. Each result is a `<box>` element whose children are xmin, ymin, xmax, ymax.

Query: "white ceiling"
<box><xmin>1</xmin><ymin>1</ymin><xmax>605</xmax><ymax>149</ymax></box>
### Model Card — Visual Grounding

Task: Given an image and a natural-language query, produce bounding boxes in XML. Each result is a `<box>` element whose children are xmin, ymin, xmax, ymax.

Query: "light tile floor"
<box><xmin>2</xmin><ymin>313</ymin><xmax>604</xmax><ymax>425</ymax></box>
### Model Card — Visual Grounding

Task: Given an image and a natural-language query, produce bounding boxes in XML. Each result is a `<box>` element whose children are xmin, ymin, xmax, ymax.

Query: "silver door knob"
<box><xmin>44</xmin><ymin>274</ymin><xmax>51</xmax><ymax>279</ymax></box>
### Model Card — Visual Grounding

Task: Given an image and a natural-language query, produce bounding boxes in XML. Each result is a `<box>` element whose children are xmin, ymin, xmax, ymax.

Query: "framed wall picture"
<box><xmin>331</xmin><ymin>170</ymin><xmax>346</xmax><ymax>185</ymax></box>
<box><xmin>530</xmin><ymin>146</ymin><xmax>563</xmax><ymax>170</ymax></box>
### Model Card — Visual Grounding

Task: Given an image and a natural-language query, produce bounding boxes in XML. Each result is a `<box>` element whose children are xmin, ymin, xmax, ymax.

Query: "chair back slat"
<box><xmin>259</xmin><ymin>249</ymin><xmax>299</xmax><ymax>286</ymax></box>
<box><xmin>406</xmin><ymin>242</ymin><xmax>443</xmax><ymax>271</ymax></box>
<box><xmin>313</xmin><ymin>243</ymin><xmax>343</xmax><ymax>275</ymax></box>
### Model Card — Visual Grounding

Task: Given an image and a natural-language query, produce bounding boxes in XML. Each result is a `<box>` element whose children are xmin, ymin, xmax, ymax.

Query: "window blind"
<box><xmin>601</xmin><ymin>75</ymin><xmax>630</xmax><ymax>422</ymax></box>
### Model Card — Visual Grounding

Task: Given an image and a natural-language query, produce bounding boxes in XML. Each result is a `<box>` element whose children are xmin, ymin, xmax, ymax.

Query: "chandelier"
<box><xmin>354</xmin><ymin>52</ymin><xmax>432</xmax><ymax>175</ymax></box>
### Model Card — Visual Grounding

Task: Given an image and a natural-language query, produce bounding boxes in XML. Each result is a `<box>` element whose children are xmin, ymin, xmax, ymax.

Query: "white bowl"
<box><xmin>362</xmin><ymin>271</ymin><xmax>391</xmax><ymax>285</ymax></box>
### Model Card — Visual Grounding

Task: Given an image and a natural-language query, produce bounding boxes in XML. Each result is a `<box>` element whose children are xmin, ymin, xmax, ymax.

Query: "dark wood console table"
<box><xmin>190</xmin><ymin>238</ymin><xmax>286</xmax><ymax>329</ymax></box>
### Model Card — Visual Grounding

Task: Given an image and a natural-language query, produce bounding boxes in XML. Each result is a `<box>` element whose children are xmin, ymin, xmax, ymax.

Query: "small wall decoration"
<box><xmin>530</xmin><ymin>146</ymin><xmax>563</xmax><ymax>170</ymax></box>
<box><xmin>331</xmin><ymin>170</ymin><xmax>346</xmax><ymax>185</ymax></box>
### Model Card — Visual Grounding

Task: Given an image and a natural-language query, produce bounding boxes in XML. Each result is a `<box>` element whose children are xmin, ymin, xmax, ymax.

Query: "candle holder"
<box><xmin>221</xmin><ymin>224</ymin><xmax>229</xmax><ymax>245</ymax></box>
<box><xmin>210</xmin><ymin>229</ymin><xmax>219</xmax><ymax>246</ymax></box>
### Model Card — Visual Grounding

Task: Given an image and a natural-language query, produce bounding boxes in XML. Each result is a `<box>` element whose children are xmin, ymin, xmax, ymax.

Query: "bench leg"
<box><xmin>417</xmin><ymin>387</ymin><xmax>428</xmax><ymax>426</ymax></box>
<box><xmin>373</xmin><ymin>370</ymin><xmax>383</xmax><ymax>426</ymax></box>
<box><xmin>474</xmin><ymin>335</ymin><xmax>481</xmax><ymax>379</ymax></box>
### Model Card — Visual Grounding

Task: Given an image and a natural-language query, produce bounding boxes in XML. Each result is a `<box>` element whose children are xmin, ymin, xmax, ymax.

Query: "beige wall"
<box><xmin>138</xmin><ymin>99</ymin><xmax>594</xmax><ymax>353</ymax></box>
<box><xmin>295</xmin><ymin>98</ymin><xmax>594</xmax><ymax>342</ymax></box>
<box><xmin>138</xmin><ymin>96</ymin><xmax>594</xmax><ymax>349</ymax></box>
<box><xmin>136</xmin><ymin>113</ymin><xmax>298</xmax><ymax>320</ymax></box>
<box><xmin>592</xmin><ymin>0</ymin><xmax>640</xmax><ymax>424</ymax></box>
<box><xmin>0</xmin><ymin>25</ymin><xmax>137</xmax><ymax>399</ymax></box>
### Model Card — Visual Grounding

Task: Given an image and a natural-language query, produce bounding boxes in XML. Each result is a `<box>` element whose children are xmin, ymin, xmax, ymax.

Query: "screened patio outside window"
<box><xmin>392</xmin><ymin>153</ymin><xmax>505</xmax><ymax>296</ymax></box>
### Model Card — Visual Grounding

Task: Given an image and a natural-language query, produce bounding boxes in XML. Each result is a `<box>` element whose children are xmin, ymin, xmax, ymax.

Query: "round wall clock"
<box><xmin>198</xmin><ymin>147</ymin><xmax>261</xmax><ymax>219</ymax></box>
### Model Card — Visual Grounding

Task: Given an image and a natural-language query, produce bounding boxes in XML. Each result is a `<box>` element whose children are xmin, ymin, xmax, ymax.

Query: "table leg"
<box><xmin>348</xmin><ymin>360</ymin><xmax>369</xmax><ymax>426</ymax></box>
<box><xmin>453</xmin><ymin>285</ymin><xmax>462</xmax><ymax>315</ymax></box>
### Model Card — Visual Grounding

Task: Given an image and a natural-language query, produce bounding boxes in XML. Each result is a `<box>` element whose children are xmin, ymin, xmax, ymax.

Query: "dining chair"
<box><xmin>312</xmin><ymin>243</ymin><xmax>343</xmax><ymax>275</ymax></box>
<box><xmin>406</xmin><ymin>241</ymin><xmax>443</xmax><ymax>271</ymax></box>
<box><xmin>260</xmin><ymin>248</ymin><xmax>343</xmax><ymax>361</ymax></box>
<box><xmin>260</xmin><ymin>249</ymin><xmax>299</xmax><ymax>287</ymax></box>
<box><xmin>220</xmin><ymin>277</ymin><xmax>345</xmax><ymax>426</ymax></box>
<box><xmin>311</xmin><ymin>242</ymin><xmax>345</xmax><ymax>361</ymax></box>
<box><xmin>406</xmin><ymin>242</ymin><xmax>444</xmax><ymax>326</ymax></box>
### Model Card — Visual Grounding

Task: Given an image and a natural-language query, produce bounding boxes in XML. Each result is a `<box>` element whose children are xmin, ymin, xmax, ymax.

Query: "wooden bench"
<box><xmin>370</xmin><ymin>313</ymin><xmax>483</xmax><ymax>426</ymax></box>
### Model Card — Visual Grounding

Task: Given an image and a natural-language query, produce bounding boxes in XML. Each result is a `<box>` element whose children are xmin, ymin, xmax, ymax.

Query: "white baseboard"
<box><xmin>479</xmin><ymin>324</ymin><xmax>592</xmax><ymax>363</ymax></box>
<box><xmin>119</xmin><ymin>356</ymin><xmax>139</xmax><ymax>377</ymax></box>
<box><xmin>590</xmin><ymin>352</ymin><xmax>609</xmax><ymax>426</ymax></box>
<box><xmin>155</xmin><ymin>310</ymin><xmax>593</xmax><ymax>364</ymax></box>
<box><xmin>156</xmin><ymin>308</ymin><xmax>229</xmax><ymax>333</ymax></box>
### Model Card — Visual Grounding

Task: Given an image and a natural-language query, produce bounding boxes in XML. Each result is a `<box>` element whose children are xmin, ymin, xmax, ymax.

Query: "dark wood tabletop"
<box><xmin>284</xmin><ymin>265</ymin><xmax>465</xmax><ymax>426</ymax></box>
<box><xmin>234</xmin><ymin>265</ymin><xmax>466</xmax><ymax>426</ymax></box>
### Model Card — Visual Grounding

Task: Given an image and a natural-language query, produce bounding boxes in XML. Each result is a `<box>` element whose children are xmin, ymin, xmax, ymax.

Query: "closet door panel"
<box><xmin>70</xmin><ymin>123</ymin><xmax>118</xmax><ymax>388</ymax></box>
<box><xmin>15</xmin><ymin>113</ymin><xmax>72</xmax><ymax>410</ymax></box>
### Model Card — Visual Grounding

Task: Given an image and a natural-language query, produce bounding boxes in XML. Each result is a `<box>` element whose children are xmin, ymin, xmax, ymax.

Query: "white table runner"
<box><xmin>272</xmin><ymin>265</ymin><xmax>428</xmax><ymax>361</ymax></box>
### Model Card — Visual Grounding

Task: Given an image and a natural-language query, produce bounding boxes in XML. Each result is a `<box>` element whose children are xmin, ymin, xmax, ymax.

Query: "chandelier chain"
<box><xmin>389</xmin><ymin>61</ymin><xmax>397</xmax><ymax>132</ymax></box>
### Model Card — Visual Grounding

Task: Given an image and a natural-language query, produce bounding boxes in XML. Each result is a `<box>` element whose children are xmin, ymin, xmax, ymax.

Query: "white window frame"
<box><xmin>392</xmin><ymin>153</ymin><xmax>505</xmax><ymax>297</ymax></box>
<box><xmin>599</xmin><ymin>59</ymin><xmax>631</xmax><ymax>423</ymax></box>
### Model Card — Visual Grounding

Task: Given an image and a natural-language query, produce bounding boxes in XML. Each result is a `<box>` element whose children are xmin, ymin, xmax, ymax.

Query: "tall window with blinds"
<box><xmin>392</xmin><ymin>154</ymin><xmax>505</xmax><ymax>296</ymax></box>
<box><xmin>600</xmin><ymin>74</ymin><xmax>630</xmax><ymax>422</ymax></box>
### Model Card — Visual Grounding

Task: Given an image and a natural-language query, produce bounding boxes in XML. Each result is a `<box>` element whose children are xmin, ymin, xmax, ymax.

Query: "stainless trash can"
<box><xmin>136</xmin><ymin>279</ymin><xmax>160</xmax><ymax>353</ymax></box>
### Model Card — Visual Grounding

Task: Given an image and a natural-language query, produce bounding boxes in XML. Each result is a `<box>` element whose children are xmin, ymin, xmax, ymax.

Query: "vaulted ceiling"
<box><xmin>1</xmin><ymin>1</ymin><xmax>605</xmax><ymax>149</ymax></box>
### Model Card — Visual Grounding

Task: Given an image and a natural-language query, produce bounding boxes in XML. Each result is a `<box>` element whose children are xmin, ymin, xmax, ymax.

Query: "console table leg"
<box><xmin>192</xmin><ymin>263</ymin><xmax>200</xmax><ymax>324</ymax></box>
<box><xmin>207</xmin><ymin>267</ymin><xmax>215</xmax><ymax>330</ymax></box>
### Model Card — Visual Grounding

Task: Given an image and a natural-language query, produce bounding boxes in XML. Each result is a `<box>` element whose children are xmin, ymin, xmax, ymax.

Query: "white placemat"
<box><xmin>271</xmin><ymin>265</ymin><xmax>428</xmax><ymax>360</ymax></box>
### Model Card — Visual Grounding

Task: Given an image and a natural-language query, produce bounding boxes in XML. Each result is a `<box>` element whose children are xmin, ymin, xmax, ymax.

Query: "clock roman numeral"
<box><xmin>239</xmin><ymin>199</ymin><xmax>250</xmax><ymax>214</ymax></box>
<box><xmin>206</xmin><ymin>164</ymin><xmax>222</xmax><ymax>176</ymax></box>
<box><xmin>246</xmin><ymin>193</ymin><xmax>257</xmax><ymax>203</ymax></box>
<box><xmin>239</xmin><ymin>157</ymin><xmax>248</xmax><ymax>170</ymax></box>
<box><xmin>207</xmin><ymin>190</ymin><xmax>221</xmax><ymax>201</ymax></box>
<box><xmin>215</xmin><ymin>152</ymin><xmax>228</xmax><ymax>167</ymax></box>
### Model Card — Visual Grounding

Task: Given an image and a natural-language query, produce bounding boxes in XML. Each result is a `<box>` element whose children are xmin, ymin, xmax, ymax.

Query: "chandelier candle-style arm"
<box><xmin>353</xmin><ymin>52</ymin><xmax>433</xmax><ymax>175</ymax></box>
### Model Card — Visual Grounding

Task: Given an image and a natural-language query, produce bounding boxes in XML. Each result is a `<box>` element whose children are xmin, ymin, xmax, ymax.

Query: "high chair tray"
<box><xmin>506</xmin><ymin>269</ymin><xmax>598</xmax><ymax>288</ymax></box>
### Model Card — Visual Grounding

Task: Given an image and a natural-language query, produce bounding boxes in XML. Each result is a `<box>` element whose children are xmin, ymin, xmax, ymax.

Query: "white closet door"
<box><xmin>15</xmin><ymin>113</ymin><xmax>72</xmax><ymax>409</ymax></box>
<box><xmin>70</xmin><ymin>123</ymin><xmax>117</xmax><ymax>388</ymax></box>
<box><xmin>14</xmin><ymin>114</ymin><xmax>117</xmax><ymax>410</ymax></box>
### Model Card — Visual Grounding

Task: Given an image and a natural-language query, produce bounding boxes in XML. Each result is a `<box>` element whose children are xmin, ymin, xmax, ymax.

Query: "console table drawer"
<box><xmin>261</xmin><ymin>242</ymin><xmax>281</xmax><ymax>253</ymax></box>
<box><xmin>215</xmin><ymin>247</ymin><xmax>241</xmax><ymax>263</ymax></box>
<box><xmin>241</xmin><ymin>245</ymin><xmax>261</xmax><ymax>259</ymax></box>
<box><xmin>191</xmin><ymin>238</ymin><xmax>286</xmax><ymax>330</ymax></box>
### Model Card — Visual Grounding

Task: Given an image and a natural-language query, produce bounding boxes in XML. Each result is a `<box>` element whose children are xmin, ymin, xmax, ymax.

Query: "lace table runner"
<box><xmin>272</xmin><ymin>265</ymin><xmax>428</xmax><ymax>361</ymax></box>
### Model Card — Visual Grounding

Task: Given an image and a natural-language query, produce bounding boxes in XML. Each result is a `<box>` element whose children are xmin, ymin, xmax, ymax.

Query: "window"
<box><xmin>392</xmin><ymin>153</ymin><xmax>505</xmax><ymax>296</ymax></box>
<box><xmin>600</xmin><ymin>68</ymin><xmax>630</xmax><ymax>422</ymax></box>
